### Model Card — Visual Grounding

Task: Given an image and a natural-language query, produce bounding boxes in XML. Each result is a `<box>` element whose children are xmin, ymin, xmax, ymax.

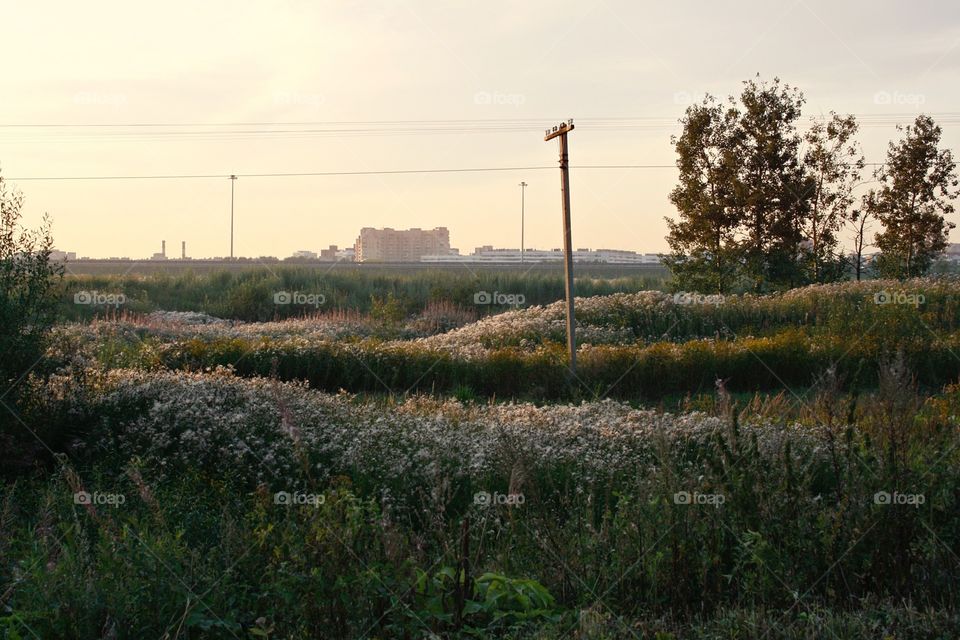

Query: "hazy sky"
<box><xmin>3</xmin><ymin>1</ymin><xmax>959</xmax><ymax>259</ymax></box>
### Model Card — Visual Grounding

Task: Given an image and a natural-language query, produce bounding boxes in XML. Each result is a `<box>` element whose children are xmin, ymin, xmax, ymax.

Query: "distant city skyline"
<box><xmin>53</xmin><ymin>225</ymin><xmax>665</xmax><ymax>262</ymax></box>
<box><xmin>55</xmin><ymin>230</ymin><xmax>671</xmax><ymax>260</ymax></box>
<box><xmin>4</xmin><ymin>1</ymin><xmax>959</xmax><ymax>259</ymax></box>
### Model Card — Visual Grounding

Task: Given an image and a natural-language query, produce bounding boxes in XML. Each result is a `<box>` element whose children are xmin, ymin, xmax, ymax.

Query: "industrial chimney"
<box><xmin>161</xmin><ymin>240</ymin><xmax>166</xmax><ymax>258</ymax></box>
<box><xmin>181</xmin><ymin>241</ymin><xmax>186</xmax><ymax>260</ymax></box>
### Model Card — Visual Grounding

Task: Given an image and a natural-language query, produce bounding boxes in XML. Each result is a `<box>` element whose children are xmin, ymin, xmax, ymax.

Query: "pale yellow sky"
<box><xmin>2</xmin><ymin>1</ymin><xmax>959</xmax><ymax>258</ymax></box>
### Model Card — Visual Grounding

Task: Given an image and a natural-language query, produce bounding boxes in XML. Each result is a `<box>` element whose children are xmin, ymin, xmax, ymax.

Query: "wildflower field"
<box><xmin>3</xmin><ymin>274</ymin><xmax>960</xmax><ymax>638</ymax></box>
<box><xmin>47</xmin><ymin>277</ymin><xmax>960</xmax><ymax>401</ymax></box>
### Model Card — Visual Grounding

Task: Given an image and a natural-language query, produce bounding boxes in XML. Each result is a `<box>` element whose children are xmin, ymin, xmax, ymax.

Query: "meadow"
<box><xmin>48</xmin><ymin>276</ymin><xmax>960</xmax><ymax>401</ymax></box>
<box><xmin>56</xmin><ymin>265</ymin><xmax>668</xmax><ymax>322</ymax></box>
<box><xmin>3</xmin><ymin>269</ymin><xmax>960</xmax><ymax>638</ymax></box>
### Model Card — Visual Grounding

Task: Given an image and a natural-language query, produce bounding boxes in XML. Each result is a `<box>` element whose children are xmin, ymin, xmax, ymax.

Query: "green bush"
<box><xmin>0</xmin><ymin>176</ymin><xmax>64</xmax><ymax>473</ymax></box>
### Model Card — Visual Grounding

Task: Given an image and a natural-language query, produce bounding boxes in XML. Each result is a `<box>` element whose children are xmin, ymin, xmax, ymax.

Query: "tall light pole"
<box><xmin>229</xmin><ymin>174</ymin><xmax>237</xmax><ymax>259</ymax></box>
<box><xmin>518</xmin><ymin>181</ymin><xmax>527</xmax><ymax>263</ymax></box>
<box><xmin>544</xmin><ymin>119</ymin><xmax>576</xmax><ymax>375</ymax></box>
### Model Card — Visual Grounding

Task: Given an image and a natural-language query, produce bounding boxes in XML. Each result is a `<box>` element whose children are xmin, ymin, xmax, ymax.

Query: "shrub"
<box><xmin>0</xmin><ymin>175</ymin><xmax>64</xmax><ymax>472</ymax></box>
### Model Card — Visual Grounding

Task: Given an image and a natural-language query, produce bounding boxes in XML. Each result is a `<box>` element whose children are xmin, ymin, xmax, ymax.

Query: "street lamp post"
<box><xmin>519</xmin><ymin>181</ymin><xmax>527</xmax><ymax>263</ymax></box>
<box><xmin>229</xmin><ymin>174</ymin><xmax>237</xmax><ymax>259</ymax></box>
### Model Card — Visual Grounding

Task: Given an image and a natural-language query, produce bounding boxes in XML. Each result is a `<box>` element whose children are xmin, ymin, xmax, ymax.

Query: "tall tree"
<box><xmin>732</xmin><ymin>77</ymin><xmax>810</xmax><ymax>291</ymax></box>
<box><xmin>666</xmin><ymin>77</ymin><xmax>848</xmax><ymax>293</ymax></box>
<box><xmin>664</xmin><ymin>96</ymin><xmax>741</xmax><ymax>293</ymax></box>
<box><xmin>870</xmin><ymin>115</ymin><xmax>959</xmax><ymax>278</ymax></box>
<box><xmin>802</xmin><ymin>113</ymin><xmax>865</xmax><ymax>282</ymax></box>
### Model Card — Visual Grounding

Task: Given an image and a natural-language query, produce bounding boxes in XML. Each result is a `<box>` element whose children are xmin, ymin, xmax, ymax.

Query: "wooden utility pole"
<box><xmin>544</xmin><ymin>119</ymin><xmax>576</xmax><ymax>375</ymax></box>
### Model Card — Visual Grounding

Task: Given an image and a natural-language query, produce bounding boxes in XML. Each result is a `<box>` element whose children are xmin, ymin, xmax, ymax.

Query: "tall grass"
<box><xmin>56</xmin><ymin>266</ymin><xmax>668</xmax><ymax>321</ymax></box>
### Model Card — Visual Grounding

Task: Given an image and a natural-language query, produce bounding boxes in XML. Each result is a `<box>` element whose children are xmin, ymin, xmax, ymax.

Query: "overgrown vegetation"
<box><xmin>2</xmin><ymin>365</ymin><xmax>959</xmax><ymax>638</ymax></box>
<box><xmin>0</xmin><ymin>276</ymin><xmax>955</xmax><ymax>636</ymax></box>
<box><xmin>54</xmin><ymin>267</ymin><xmax>668</xmax><ymax>322</ymax></box>
<box><xmin>0</xmin><ymin>174</ymin><xmax>64</xmax><ymax>471</ymax></box>
<box><xmin>48</xmin><ymin>278</ymin><xmax>960</xmax><ymax>402</ymax></box>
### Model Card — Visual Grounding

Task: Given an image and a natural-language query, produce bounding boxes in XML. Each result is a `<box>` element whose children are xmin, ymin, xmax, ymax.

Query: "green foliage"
<box><xmin>736</xmin><ymin>76</ymin><xmax>810</xmax><ymax>291</ymax></box>
<box><xmin>0</xmin><ymin>177</ymin><xmax>63</xmax><ymax>385</ymax></box>
<box><xmin>665</xmin><ymin>78</ymin><xmax>960</xmax><ymax>292</ymax></box>
<box><xmin>0</xmin><ymin>175</ymin><xmax>64</xmax><ymax>472</ymax></box>
<box><xmin>369</xmin><ymin>291</ymin><xmax>406</xmax><ymax>324</ymax></box>
<box><xmin>0</xmin><ymin>474</ymin><xmax>563</xmax><ymax>639</ymax></box>
<box><xmin>453</xmin><ymin>384</ymin><xmax>480</xmax><ymax>403</ymax></box>
<box><xmin>408</xmin><ymin>567</ymin><xmax>559</xmax><ymax>634</ymax></box>
<box><xmin>665</xmin><ymin>94</ymin><xmax>741</xmax><ymax>294</ymax></box>
<box><xmin>469</xmin><ymin>573</ymin><xmax>559</xmax><ymax>627</ymax></box>
<box><xmin>869</xmin><ymin>115</ymin><xmax>959</xmax><ymax>278</ymax></box>
<box><xmin>3</xmin><ymin>381</ymin><xmax>960</xmax><ymax>637</ymax></box>
<box><xmin>666</xmin><ymin>77</ymin><xmax>864</xmax><ymax>293</ymax></box>
<box><xmin>802</xmin><ymin>113</ymin><xmax>865</xmax><ymax>282</ymax></box>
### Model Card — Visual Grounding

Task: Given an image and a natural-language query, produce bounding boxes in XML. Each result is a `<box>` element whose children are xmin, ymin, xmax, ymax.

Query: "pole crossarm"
<box><xmin>544</xmin><ymin>119</ymin><xmax>575</xmax><ymax>141</ymax></box>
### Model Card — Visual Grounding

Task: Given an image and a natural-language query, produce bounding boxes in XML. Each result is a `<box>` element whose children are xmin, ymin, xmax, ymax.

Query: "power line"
<box><xmin>5</xmin><ymin>165</ymin><xmax>682</xmax><ymax>181</ymax></box>
<box><xmin>5</xmin><ymin>162</ymin><xmax>889</xmax><ymax>181</ymax></box>
<box><xmin>1</xmin><ymin>113</ymin><xmax>958</xmax><ymax>128</ymax></box>
<box><xmin>0</xmin><ymin>114</ymin><xmax>956</xmax><ymax>144</ymax></box>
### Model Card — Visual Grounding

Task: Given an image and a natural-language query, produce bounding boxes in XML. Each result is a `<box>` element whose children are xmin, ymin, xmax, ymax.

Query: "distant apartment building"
<box><xmin>354</xmin><ymin>227</ymin><xmax>451</xmax><ymax>262</ymax></box>
<box><xmin>314</xmin><ymin>245</ymin><xmax>356</xmax><ymax>261</ymax></box>
<box><xmin>49</xmin><ymin>250</ymin><xmax>77</xmax><ymax>261</ymax></box>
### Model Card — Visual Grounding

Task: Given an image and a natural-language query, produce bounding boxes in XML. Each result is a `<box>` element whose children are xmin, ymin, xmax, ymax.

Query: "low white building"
<box><xmin>421</xmin><ymin>247</ymin><xmax>660</xmax><ymax>264</ymax></box>
<box><xmin>943</xmin><ymin>243</ymin><xmax>960</xmax><ymax>264</ymax></box>
<box><xmin>49</xmin><ymin>250</ymin><xmax>77</xmax><ymax>261</ymax></box>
